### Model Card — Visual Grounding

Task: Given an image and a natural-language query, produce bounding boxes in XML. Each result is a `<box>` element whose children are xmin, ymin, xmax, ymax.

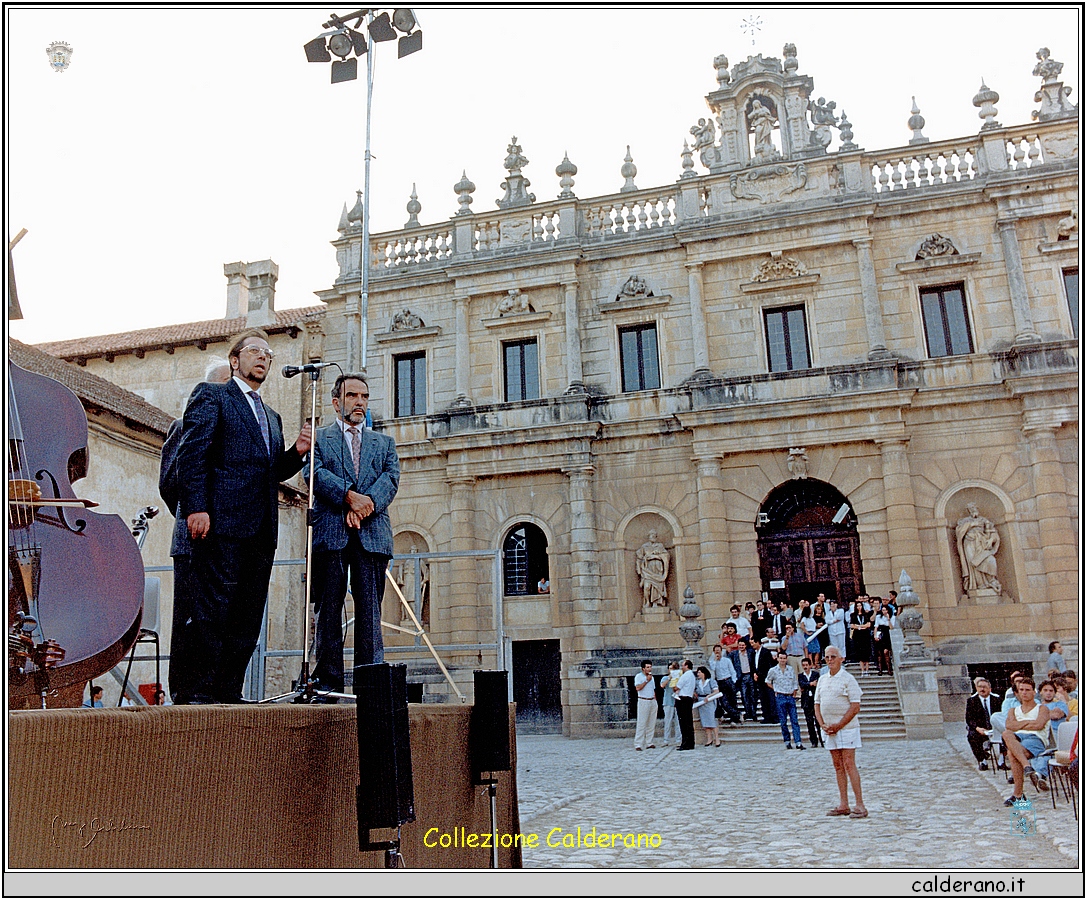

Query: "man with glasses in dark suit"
<box><xmin>177</xmin><ymin>328</ymin><xmax>311</xmax><ymax>704</ymax></box>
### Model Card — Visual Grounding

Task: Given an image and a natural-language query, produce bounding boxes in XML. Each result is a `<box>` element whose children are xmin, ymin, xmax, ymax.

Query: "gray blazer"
<box><xmin>306</xmin><ymin>421</ymin><xmax>400</xmax><ymax>556</ymax></box>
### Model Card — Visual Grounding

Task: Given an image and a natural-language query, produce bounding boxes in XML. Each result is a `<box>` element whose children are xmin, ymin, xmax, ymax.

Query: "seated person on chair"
<box><xmin>1002</xmin><ymin>679</ymin><xmax>1052</xmax><ymax>802</ymax></box>
<box><xmin>965</xmin><ymin>677</ymin><xmax>997</xmax><ymax>770</ymax></box>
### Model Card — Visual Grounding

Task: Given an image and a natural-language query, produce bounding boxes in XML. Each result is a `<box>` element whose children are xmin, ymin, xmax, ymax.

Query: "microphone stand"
<box><xmin>264</xmin><ymin>367</ymin><xmax>351</xmax><ymax>705</ymax></box>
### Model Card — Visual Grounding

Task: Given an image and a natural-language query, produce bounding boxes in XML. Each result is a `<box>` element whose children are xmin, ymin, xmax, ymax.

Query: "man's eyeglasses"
<box><xmin>240</xmin><ymin>346</ymin><xmax>275</xmax><ymax>360</ymax></box>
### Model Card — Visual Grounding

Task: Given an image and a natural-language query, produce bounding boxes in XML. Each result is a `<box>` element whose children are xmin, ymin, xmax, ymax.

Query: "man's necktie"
<box><xmin>248</xmin><ymin>391</ymin><xmax>271</xmax><ymax>452</ymax></box>
<box><xmin>348</xmin><ymin>425</ymin><xmax>361</xmax><ymax>475</ymax></box>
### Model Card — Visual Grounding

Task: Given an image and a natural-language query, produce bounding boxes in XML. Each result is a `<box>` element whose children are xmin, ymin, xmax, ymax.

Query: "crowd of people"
<box><xmin>964</xmin><ymin>659</ymin><xmax>1079</xmax><ymax>808</ymax></box>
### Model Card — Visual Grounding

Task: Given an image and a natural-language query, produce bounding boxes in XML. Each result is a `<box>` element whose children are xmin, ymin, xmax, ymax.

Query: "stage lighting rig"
<box><xmin>303</xmin><ymin>9</ymin><xmax>424</xmax><ymax>371</ymax></box>
<box><xmin>304</xmin><ymin>8</ymin><xmax>422</xmax><ymax>83</ymax></box>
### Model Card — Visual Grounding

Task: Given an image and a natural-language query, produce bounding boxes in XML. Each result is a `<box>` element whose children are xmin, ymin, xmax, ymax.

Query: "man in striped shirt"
<box><xmin>766</xmin><ymin>650</ymin><xmax>805</xmax><ymax>750</ymax></box>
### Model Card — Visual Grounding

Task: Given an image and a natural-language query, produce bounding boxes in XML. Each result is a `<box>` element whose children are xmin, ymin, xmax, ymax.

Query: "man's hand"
<box><xmin>187</xmin><ymin>512</ymin><xmax>210</xmax><ymax>540</ymax></box>
<box><xmin>294</xmin><ymin>421</ymin><xmax>313</xmax><ymax>455</ymax></box>
<box><xmin>346</xmin><ymin>510</ymin><xmax>364</xmax><ymax>530</ymax></box>
<box><xmin>346</xmin><ymin>490</ymin><xmax>375</xmax><ymax>518</ymax></box>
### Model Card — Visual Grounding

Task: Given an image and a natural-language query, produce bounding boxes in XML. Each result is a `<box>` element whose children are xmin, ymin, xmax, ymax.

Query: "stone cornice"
<box><xmin>739</xmin><ymin>274</ymin><xmax>820</xmax><ymax>294</ymax></box>
<box><xmin>373</xmin><ymin>325</ymin><xmax>442</xmax><ymax>344</ymax></box>
<box><xmin>894</xmin><ymin>253</ymin><xmax>981</xmax><ymax>275</ymax></box>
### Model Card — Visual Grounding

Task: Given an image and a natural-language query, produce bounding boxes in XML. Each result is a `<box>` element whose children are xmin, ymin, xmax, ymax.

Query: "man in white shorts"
<box><xmin>815</xmin><ymin>646</ymin><xmax>866</xmax><ymax>818</ymax></box>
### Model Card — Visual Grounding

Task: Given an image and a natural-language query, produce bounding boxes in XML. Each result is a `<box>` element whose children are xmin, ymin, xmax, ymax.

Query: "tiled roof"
<box><xmin>36</xmin><ymin>305</ymin><xmax>325</xmax><ymax>360</ymax></box>
<box><xmin>9</xmin><ymin>340</ymin><xmax>175</xmax><ymax>435</ymax></box>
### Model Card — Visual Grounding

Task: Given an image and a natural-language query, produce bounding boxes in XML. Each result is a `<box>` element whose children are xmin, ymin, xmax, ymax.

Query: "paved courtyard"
<box><xmin>514</xmin><ymin>725</ymin><xmax>1079</xmax><ymax>869</ymax></box>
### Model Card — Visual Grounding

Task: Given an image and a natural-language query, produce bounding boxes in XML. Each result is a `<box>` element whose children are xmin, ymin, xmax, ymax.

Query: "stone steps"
<box><xmin>709</xmin><ymin>663</ymin><xmax>908</xmax><ymax>743</ymax></box>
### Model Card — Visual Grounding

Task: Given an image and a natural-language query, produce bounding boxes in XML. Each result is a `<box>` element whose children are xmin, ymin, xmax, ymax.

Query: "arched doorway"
<box><xmin>756</xmin><ymin>479</ymin><xmax>865</xmax><ymax>609</ymax></box>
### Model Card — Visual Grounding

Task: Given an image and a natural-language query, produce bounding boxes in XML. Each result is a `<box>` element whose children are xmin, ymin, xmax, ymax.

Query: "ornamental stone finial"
<box><xmin>620</xmin><ymin>145</ymin><xmax>638</xmax><ymax>193</ymax></box>
<box><xmin>678</xmin><ymin>585</ymin><xmax>705</xmax><ymax>660</ymax></box>
<box><xmin>972</xmin><ymin>81</ymin><xmax>1001</xmax><ymax>131</ymax></box>
<box><xmin>782</xmin><ymin>43</ymin><xmax>798</xmax><ymax>76</ymax></box>
<box><xmin>454</xmin><ymin>170</ymin><xmax>476</xmax><ymax>216</ymax></box>
<box><xmin>680</xmin><ymin>140</ymin><xmax>696</xmax><ymax>179</ymax></box>
<box><xmin>908</xmin><ymin>96</ymin><xmax>930</xmax><ymax>144</ymax></box>
<box><xmin>714</xmin><ymin>54</ymin><xmax>731</xmax><ymax>86</ymax></box>
<box><xmin>896</xmin><ymin>570</ymin><xmax>930</xmax><ymax>660</ymax></box>
<box><xmin>837</xmin><ymin>109</ymin><xmax>857</xmax><ymax>151</ymax></box>
<box><xmin>347</xmin><ymin>189</ymin><xmax>364</xmax><ymax>225</ymax></box>
<box><xmin>336</xmin><ymin>202</ymin><xmax>349</xmax><ymax>233</ymax></box>
<box><xmin>556</xmin><ymin>152</ymin><xmax>577</xmax><ymax>198</ymax></box>
<box><xmin>404</xmin><ymin>183</ymin><xmax>422</xmax><ymax>228</ymax></box>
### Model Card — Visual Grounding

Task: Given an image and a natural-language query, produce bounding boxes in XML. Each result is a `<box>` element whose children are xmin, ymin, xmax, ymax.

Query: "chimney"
<box><xmin>224</xmin><ymin>261</ymin><xmax>249</xmax><ymax>318</ymax></box>
<box><xmin>244</xmin><ymin>259</ymin><xmax>278</xmax><ymax>328</ymax></box>
<box><xmin>224</xmin><ymin>259</ymin><xmax>278</xmax><ymax>326</ymax></box>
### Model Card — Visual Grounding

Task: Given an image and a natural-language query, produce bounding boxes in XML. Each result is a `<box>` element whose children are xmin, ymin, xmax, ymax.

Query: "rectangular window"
<box><xmin>920</xmin><ymin>283</ymin><xmax>973</xmax><ymax>357</ymax></box>
<box><xmin>1063</xmin><ymin>267</ymin><xmax>1079</xmax><ymax>338</ymax></box>
<box><xmin>503</xmin><ymin>339</ymin><xmax>540</xmax><ymax>402</ymax></box>
<box><xmin>394</xmin><ymin>352</ymin><xmax>426</xmax><ymax>417</ymax></box>
<box><xmin>764</xmin><ymin>305</ymin><xmax>811</xmax><ymax>373</ymax></box>
<box><xmin>618</xmin><ymin>324</ymin><xmax>660</xmax><ymax>392</ymax></box>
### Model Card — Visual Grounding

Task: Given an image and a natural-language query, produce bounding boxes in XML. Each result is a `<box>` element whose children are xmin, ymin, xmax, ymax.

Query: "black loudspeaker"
<box><xmin>354</xmin><ymin>663</ymin><xmax>415</xmax><ymax>840</ymax></box>
<box><xmin>471</xmin><ymin>670</ymin><xmax>511</xmax><ymax>784</ymax></box>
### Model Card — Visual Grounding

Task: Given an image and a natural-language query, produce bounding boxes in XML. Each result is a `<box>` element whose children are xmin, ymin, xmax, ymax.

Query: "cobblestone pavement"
<box><xmin>515</xmin><ymin>725</ymin><xmax>1079</xmax><ymax>869</ymax></box>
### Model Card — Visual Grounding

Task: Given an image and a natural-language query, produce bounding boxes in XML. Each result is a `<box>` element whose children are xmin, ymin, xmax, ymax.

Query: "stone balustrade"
<box><xmin>354</xmin><ymin>119</ymin><xmax>1076</xmax><ymax>276</ymax></box>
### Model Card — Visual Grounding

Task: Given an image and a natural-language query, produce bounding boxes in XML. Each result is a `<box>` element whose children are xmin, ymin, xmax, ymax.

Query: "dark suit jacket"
<box><xmin>306</xmin><ymin>421</ymin><xmax>400</xmax><ymax>556</ymax></box>
<box><xmin>178</xmin><ymin>380</ymin><xmax>303</xmax><ymax>545</ymax></box>
<box><xmin>159</xmin><ymin>417</ymin><xmax>190</xmax><ymax>557</ymax></box>
<box><xmin>754</xmin><ymin>647</ymin><xmax>776</xmax><ymax>681</ymax></box>
<box><xmin>729</xmin><ymin>646</ymin><xmax>757</xmax><ymax>679</ymax></box>
<box><xmin>966</xmin><ymin>693</ymin><xmax>996</xmax><ymax>732</ymax></box>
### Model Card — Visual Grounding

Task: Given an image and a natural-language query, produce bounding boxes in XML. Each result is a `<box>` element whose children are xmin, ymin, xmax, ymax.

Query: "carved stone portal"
<box><xmin>956</xmin><ymin>503</ymin><xmax>1002</xmax><ymax>599</ymax></box>
<box><xmin>635</xmin><ymin>530</ymin><xmax>670</xmax><ymax>608</ymax></box>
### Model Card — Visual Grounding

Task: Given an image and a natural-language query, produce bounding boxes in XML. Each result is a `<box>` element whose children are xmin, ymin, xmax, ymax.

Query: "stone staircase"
<box><xmin>712</xmin><ymin>662</ymin><xmax>908</xmax><ymax>744</ymax></box>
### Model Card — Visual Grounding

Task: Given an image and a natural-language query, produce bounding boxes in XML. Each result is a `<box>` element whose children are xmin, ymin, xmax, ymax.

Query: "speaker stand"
<box><xmin>358</xmin><ymin>821</ymin><xmax>406</xmax><ymax>868</ymax></box>
<box><xmin>484</xmin><ymin>780</ymin><xmax>499</xmax><ymax>869</ymax></box>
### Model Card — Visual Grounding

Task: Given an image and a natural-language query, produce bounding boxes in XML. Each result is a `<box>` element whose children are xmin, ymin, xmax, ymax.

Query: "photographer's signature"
<box><xmin>50</xmin><ymin>814</ymin><xmax>151</xmax><ymax>849</ymax></box>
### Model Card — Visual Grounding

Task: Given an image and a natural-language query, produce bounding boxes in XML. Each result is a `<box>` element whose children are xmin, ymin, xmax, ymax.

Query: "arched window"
<box><xmin>503</xmin><ymin>523</ymin><xmax>549</xmax><ymax>596</ymax></box>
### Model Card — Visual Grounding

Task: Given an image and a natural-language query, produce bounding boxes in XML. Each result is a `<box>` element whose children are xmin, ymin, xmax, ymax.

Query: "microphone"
<box><xmin>282</xmin><ymin>362</ymin><xmax>335</xmax><ymax>378</ymax></box>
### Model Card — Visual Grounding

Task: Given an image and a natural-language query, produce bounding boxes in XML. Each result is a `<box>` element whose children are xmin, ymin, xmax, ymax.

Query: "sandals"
<box><xmin>825</xmin><ymin>807</ymin><xmax>851</xmax><ymax>816</ymax></box>
<box><xmin>849</xmin><ymin>807</ymin><xmax>869</xmax><ymax>819</ymax></box>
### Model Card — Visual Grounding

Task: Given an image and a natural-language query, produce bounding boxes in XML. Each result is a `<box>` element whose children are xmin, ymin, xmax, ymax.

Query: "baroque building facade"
<box><xmin>34</xmin><ymin>45</ymin><xmax>1079</xmax><ymax>732</ymax></box>
<box><xmin>317</xmin><ymin>45</ymin><xmax>1079</xmax><ymax>734</ymax></box>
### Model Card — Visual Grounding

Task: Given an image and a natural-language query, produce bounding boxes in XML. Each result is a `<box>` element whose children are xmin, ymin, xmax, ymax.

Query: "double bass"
<box><xmin>8</xmin><ymin>361</ymin><xmax>145</xmax><ymax>708</ymax></box>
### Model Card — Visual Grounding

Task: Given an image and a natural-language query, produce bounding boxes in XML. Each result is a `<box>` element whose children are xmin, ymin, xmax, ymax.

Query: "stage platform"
<box><xmin>8</xmin><ymin>703</ymin><xmax>520</xmax><ymax>868</ymax></box>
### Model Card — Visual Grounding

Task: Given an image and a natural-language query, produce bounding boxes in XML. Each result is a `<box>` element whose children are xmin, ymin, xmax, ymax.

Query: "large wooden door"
<box><xmin>511</xmin><ymin>639</ymin><xmax>562</xmax><ymax>734</ymax></box>
<box><xmin>758</xmin><ymin>527</ymin><xmax>865</xmax><ymax>608</ymax></box>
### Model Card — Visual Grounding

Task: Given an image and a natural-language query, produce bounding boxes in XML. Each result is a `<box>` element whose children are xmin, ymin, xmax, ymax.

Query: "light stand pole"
<box><xmin>304</xmin><ymin>9</ymin><xmax>423</xmax><ymax>372</ymax></box>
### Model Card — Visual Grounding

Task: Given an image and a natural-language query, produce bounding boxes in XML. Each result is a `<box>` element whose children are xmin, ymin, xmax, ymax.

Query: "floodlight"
<box><xmin>368</xmin><ymin>12</ymin><xmax>397</xmax><ymax>41</ymax></box>
<box><xmin>391</xmin><ymin>9</ymin><xmax>416</xmax><ymax>32</ymax></box>
<box><xmin>349</xmin><ymin>29</ymin><xmax>368</xmax><ymax>57</ymax></box>
<box><xmin>397</xmin><ymin>29</ymin><xmax>422</xmax><ymax>58</ymax></box>
<box><xmin>328</xmin><ymin>31</ymin><xmax>354</xmax><ymax>58</ymax></box>
<box><xmin>304</xmin><ymin>36</ymin><xmax>331</xmax><ymax>63</ymax></box>
<box><xmin>331</xmin><ymin>57</ymin><xmax>358</xmax><ymax>84</ymax></box>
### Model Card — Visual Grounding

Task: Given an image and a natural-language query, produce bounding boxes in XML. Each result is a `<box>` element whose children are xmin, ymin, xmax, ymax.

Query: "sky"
<box><xmin>5</xmin><ymin>4</ymin><xmax>1082</xmax><ymax>345</ymax></box>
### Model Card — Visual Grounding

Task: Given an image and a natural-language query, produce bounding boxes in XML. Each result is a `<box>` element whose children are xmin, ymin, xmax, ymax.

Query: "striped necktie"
<box><xmin>247</xmin><ymin>391</ymin><xmax>271</xmax><ymax>452</ymax></box>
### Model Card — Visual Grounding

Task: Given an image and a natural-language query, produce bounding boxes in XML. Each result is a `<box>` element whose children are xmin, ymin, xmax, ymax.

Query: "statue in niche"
<box><xmin>617</xmin><ymin>274</ymin><xmax>653</xmax><ymax>300</ymax></box>
<box><xmin>635</xmin><ymin>530</ymin><xmax>670</xmax><ymax>608</ymax></box>
<box><xmin>956</xmin><ymin>503</ymin><xmax>1002</xmax><ymax>595</ymax></box>
<box><xmin>787</xmin><ymin>447</ymin><xmax>809</xmax><ymax>479</ymax></box>
<box><xmin>391</xmin><ymin>308</ymin><xmax>424</xmax><ymax>331</ymax></box>
<box><xmin>689</xmin><ymin>117</ymin><xmax>718</xmax><ymax>169</ymax></box>
<box><xmin>808</xmin><ymin>96</ymin><xmax>838</xmax><ymax>149</ymax></box>
<box><xmin>916</xmin><ymin>233</ymin><xmax>959</xmax><ymax>260</ymax></box>
<box><xmin>497</xmin><ymin>288</ymin><xmax>532</xmax><ymax>316</ymax></box>
<box><xmin>748</xmin><ymin>99</ymin><xmax>777</xmax><ymax>163</ymax></box>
